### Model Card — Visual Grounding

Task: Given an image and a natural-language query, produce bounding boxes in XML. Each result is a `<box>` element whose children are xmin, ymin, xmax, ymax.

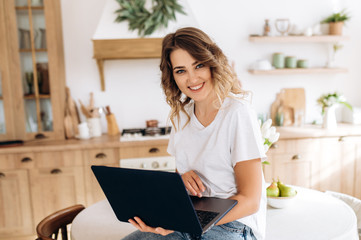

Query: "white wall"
<box><xmin>60</xmin><ymin>0</ymin><xmax>361</xmax><ymax>131</ymax></box>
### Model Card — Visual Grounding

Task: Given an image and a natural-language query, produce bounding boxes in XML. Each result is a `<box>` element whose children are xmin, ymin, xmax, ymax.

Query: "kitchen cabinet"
<box><xmin>0</xmin><ymin>0</ymin><xmax>66</xmax><ymax>141</ymax></box>
<box><xmin>0</xmin><ymin>168</ymin><xmax>33</xmax><ymax>238</ymax></box>
<box><xmin>119</xmin><ymin>143</ymin><xmax>169</xmax><ymax>159</ymax></box>
<box><xmin>264</xmin><ymin>127</ymin><xmax>361</xmax><ymax>197</ymax></box>
<box><xmin>0</xmin><ymin>152</ymin><xmax>35</xmax><ymax>238</ymax></box>
<box><xmin>263</xmin><ymin>138</ymin><xmax>320</xmax><ymax>188</ymax></box>
<box><xmin>83</xmin><ymin>148</ymin><xmax>119</xmax><ymax>206</ymax></box>
<box><xmin>0</xmin><ymin>149</ymin><xmax>85</xmax><ymax>239</ymax></box>
<box><xmin>354</xmin><ymin>137</ymin><xmax>361</xmax><ymax>199</ymax></box>
<box><xmin>29</xmin><ymin>150</ymin><xmax>86</xmax><ymax>226</ymax></box>
<box><xmin>317</xmin><ymin>137</ymin><xmax>355</xmax><ymax>195</ymax></box>
<box><xmin>248</xmin><ymin>35</ymin><xmax>349</xmax><ymax>75</ymax></box>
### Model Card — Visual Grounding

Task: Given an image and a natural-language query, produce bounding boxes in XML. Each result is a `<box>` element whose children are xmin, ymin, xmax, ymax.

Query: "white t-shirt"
<box><xmin>167</xmin><ymin>96</ymin><xmax>267</xmax><ymax>240</ymax></box>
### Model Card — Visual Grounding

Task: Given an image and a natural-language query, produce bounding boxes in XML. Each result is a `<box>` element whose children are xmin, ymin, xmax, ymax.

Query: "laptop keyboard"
<box><xmin>195</xmin><ymin>210</ymin><xmax>219</xmax><ymax>228</ymax></box>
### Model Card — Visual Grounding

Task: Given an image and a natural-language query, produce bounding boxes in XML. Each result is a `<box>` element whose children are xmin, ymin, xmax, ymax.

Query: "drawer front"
<box><xmin>34</xmin><ymin>150</ymin><xmax>83</xmax><ymax>168</ymax></box>
<box><xmin>85</xmin><ymin>148</ymin><xmax>119</xmax><ymax>165</ymax></box>
<box><xmin>0</xmin><ymin>153</ymin><xmax>35</xmax><ymax>170</ymax></box>
<box><xmin>119</xmin><ymin>145</ymin><xmax>169</xmax><ymax>159</ymax></box>
<box><xmin>268</xmin><ymin>138</ymin><xmax>320</xmax><ymax>154</ymax></box>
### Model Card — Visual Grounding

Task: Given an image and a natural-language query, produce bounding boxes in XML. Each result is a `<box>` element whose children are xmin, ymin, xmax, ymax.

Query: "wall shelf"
<box><xmin>249</xmin><ymin>35</ymin><xmax>350</xmax><ymax>43</ymax></box>
<box><xmin>248</xmin><ymin>67</ymin><xmax>348</xmax><ymax>75</ymax></box>
<box><xmin>92</xmin><ymin>38</ymin><xmax>163</xmax><ymax>91</ymax></box>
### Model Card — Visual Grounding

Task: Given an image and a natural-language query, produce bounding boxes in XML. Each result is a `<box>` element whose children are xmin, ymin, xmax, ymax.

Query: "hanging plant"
<box><xmin>115</xmin><ymin>0</ymin><xmax>186</xmax><ymax>37</ymax></box>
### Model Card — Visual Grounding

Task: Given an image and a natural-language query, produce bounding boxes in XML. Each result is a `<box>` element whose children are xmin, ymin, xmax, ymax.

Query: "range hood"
<box><xmin>92</xmin><ymin>0</ymin><xmax>198</xmax><ymax>91</ymax></box>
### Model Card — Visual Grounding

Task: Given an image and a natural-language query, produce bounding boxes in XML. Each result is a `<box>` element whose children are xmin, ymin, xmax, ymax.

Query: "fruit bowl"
<box><xmin>267</xmin><ymin>193</ymin><xmax>297</xmax><ymax>209</ymax></box>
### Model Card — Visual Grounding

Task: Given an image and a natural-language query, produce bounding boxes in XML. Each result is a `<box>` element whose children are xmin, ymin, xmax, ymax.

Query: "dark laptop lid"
<box><xmin>91</xmin><ymin>165</ymin><xmax>204</xmax><ymax>235</ymax></box>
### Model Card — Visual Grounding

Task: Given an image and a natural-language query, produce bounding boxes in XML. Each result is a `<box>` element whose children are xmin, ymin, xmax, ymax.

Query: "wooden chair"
<box><xmin>36</xmin><ymin>204</ymin><xmax>85</xmax><ymax>240</ymax></box>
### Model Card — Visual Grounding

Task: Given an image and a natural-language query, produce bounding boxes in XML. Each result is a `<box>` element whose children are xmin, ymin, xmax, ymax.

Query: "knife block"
<box><xmin>106</xmin><ymin>114</ymin><xmax>120</xmax><ymax>136</ymax></box>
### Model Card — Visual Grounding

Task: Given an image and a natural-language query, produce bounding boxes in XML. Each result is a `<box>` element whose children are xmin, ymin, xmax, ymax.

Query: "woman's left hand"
<box><xmin>128</xmin><ymin>217</ymin><xmax>174</xmax><ymax>236</ymax></box>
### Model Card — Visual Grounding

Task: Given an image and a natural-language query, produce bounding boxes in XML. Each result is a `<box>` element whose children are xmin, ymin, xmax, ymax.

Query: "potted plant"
<box><xmin>317</xmin><ymin>92</ymin><xmax>352</xmax><ymax>129</ymax></box>
<box><xmin>321</xmin><ymin>9</ymin><xmax>351</xmax><ymax>35</ymax></box>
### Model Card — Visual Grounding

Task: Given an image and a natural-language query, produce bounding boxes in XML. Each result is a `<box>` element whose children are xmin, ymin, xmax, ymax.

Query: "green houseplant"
<box><xmin>321</xmin><ymin>10</ymin><xmax>351</xmax><ymax>35</ymax></box>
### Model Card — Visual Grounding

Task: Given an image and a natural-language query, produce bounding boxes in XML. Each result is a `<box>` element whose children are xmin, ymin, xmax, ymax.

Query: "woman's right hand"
<box><xmin>181</xmin><ymin>170</ymin><xmax>205</xmax><ymax>197</ymax></box>
<box><xmin>128</xmin><ymin>217</ymin><xmax>174</xmax><ymax>236</ymax></box>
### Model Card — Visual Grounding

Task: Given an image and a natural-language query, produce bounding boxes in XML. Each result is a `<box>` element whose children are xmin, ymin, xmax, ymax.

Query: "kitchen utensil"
<box><xmin>66</xmin><ymin>87</ymin><xmax>80</xmax><ymax>135</ymax></box>
<box><xmin>106</xmin><ymin>114</ymin><xmax>120</xmax><ymax>136</ymax></box>
<box><xmin>89</xmin><ymin>92</ymin><xmax>94</xmax><ymax>112</ymax></box>
<box><xmin>270</xmin><ymin>88</ymin><xmax>306</xmax><ymax>126</ymax></box>
<box><xmin>79</xmin><ymin>100</ymin><xmax>91</xmax><ymax>118</ymax></box>
<box><xmin>104</xmin><ymin>105</ymin><xmax>120</xmax><ymax>136</ymax></box>
<box><xmin>64</xmin><ymin>88</ymin><xmax>75</xmax><ymax>138</ymax></box>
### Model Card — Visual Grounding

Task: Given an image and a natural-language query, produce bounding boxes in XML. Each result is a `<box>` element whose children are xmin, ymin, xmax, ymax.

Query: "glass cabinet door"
<box><xmin>15</xmin><ymin>0</ymin><xmax>53</xmax><ymax>134</ymax></box>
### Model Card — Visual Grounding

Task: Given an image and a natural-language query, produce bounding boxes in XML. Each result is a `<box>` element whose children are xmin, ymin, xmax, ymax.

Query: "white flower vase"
<box><xmin>322</xmin><ymin>105</ymin><xmax>337</xmax><ymax>129</ymax></box>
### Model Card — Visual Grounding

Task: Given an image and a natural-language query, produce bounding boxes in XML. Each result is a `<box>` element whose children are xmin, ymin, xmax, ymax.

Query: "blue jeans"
<box><xmin>121</xmin><ymin>221</ymin><xmax>257</xmax><ymax>240</ymax></box>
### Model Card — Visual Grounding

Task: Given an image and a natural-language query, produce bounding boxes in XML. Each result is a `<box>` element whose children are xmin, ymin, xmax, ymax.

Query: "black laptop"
<box><xmin>91</xmin><ymin>165</ymin><xmax>237</xmax><ymax>236</ymax></box>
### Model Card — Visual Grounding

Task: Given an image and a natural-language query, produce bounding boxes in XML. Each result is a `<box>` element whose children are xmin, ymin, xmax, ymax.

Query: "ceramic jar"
<box><xmin>285</xmin><ymin>56</ymin><xmax>297</xmax><ymax>68</ymax></box>
<box><xmin>272</xmin><ymin>53</ymin><xmax>285</xmax><ymax>69</ymax></box>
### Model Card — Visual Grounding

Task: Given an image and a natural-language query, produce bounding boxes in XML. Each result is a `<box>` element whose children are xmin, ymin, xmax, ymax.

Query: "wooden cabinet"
<box><xmin>264</xmin><ymin>138</ymin><xmax>320</xmax><ymax>188</ymax></box>
<box><xmin>354</xmin><ymin>137</ymin><xmax>361</xmax><ymax>199</ymax></box>
<box><xmin>317</xmin><ymin>137</ymin><xmax>356</xmax><ymax>195</ymax></box>
<box><xmin>119</xmin><ymin>143</ymin><xmax>169</xmax><ymax>159</ymax></box>
<box><xmin>83</xmin><ymin>148</ymin><xmax>119</xmax><ymax>206</ymax></box>
<box><xmin>0</xmin><ymin>168</ymin><xmax>33</xmax><ymax>238</ymax></box>
<box><xmin>0</xmin><ymin>152</ymin><xmax>35</xmax><ymax>238</ymax></box>
<box><xmin>29</xmin><ymin>150</ymin><xmax>86</xmax><ymax>225</ymax></box>
<box><xmin>264</xmin><ymin>134</ymin><xmax>361</xmax><ymax>197</ymax></box>
<box><xmin>0</xmin><ymin>0</ymin><xmax>65</xmax><ymax>141</ymax></box>
<box><xmin>0</xmin><ymin>149</ymin><xmax>86</xmax><ymax>239</ymax></box>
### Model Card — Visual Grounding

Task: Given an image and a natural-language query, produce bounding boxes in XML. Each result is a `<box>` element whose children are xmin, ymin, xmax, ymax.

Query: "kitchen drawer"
<box><xmin>84</xmin><ymin>148</ymin><xmax>119</xmax><ymax>165</ymax></box>
<box><xmin>268</xmin><ymin>138</ymin><xmax>320</xmax><ymax>154</ymax></box>
<box><xmin>0</xmin><ymin>153</ymin><xmax>35</xmax><ymax>170</ymax></box>
<box><xmin>119</xmin><ymin>145</ymin><xmax>169</xmax><ymax>159</ymax></box>
<box><xmin>34</xmin><ymin>150</ymin><xmax>83</xmax><ymax>168</ymax></box>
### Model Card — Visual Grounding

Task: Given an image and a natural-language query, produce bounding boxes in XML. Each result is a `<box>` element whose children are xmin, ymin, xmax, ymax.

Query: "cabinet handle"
<box><xmin>270</xmin><ymin>144</ymin><xmax>278</xmax><ymax>149</ymax></box>
<box><xmin>35</xmin><ymin>133</ymin><xmax>46</xmax><ymax>139</ymax></box>
<box><xmin>0</xmin><ymin>172</ymin><xmax>5</xmax><ymax>178</ymax></box>
<box><xmin>50</xmin><ymin>169</ymin><xmax>62</xmax><ymax>174</ymax></box>
<box><xmin>21</xmin><ymin>157</ymin><xmax>32</xmax><ymax>163</ymax></box>
<box><xmin>338</xmin><ymin>136</ymin><xmax>345</xmax><ymax>142</ymax></box>
<box><xmin>149</xmin><ymin>148</ymin><xmax>159</xmax><ymax>153</ymax></box>
<box><xmin>292</xmin><ymin>154</ymin><xmax>301</xmax><ymax>160</ymax></box>
<box><xmin>95</xmin><ymin>153</ymin><xmax>107</xmax><ymax>159</ymax></box>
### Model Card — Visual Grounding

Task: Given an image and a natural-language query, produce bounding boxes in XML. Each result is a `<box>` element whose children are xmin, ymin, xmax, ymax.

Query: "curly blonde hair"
<box><xmin>160</xmin><ymin>27</ymin><xmax>246</xmax><ymax>130</ymax></box>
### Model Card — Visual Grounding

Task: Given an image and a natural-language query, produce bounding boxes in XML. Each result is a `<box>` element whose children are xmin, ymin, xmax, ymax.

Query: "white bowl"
<box><xmin>251</xmin><ymin>60</ymin><xmax>273</xmax><ymax>71</ymax></box>
<box><xmin>267</xmin><ymin>193</ymin><xmax>297</xmax><ymax>209</ymax></box>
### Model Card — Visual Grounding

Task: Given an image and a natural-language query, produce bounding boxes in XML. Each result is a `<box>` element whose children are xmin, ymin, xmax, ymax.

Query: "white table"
<box><xmin>71</xmin><ymin>187</ymin><xmax>358</xmax><ymax>240</ymax></box>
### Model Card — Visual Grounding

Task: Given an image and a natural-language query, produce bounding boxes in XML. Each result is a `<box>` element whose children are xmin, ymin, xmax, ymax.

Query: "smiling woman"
<box><xmin>120</xmin><ymin>27</ymin><xmax>268</xmax><ymax>240</ymax></box>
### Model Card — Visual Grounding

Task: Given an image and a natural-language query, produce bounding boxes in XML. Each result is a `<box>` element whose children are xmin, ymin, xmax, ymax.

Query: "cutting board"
<box><xmin>281</xmin><ymin>88</ymin><xmax>306</xmax><ymax>113</ymax></box>
<box><xmin>271</xmin><ymin>88</ymin><xmax>305</xmax><ymax>126</ymax></box>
